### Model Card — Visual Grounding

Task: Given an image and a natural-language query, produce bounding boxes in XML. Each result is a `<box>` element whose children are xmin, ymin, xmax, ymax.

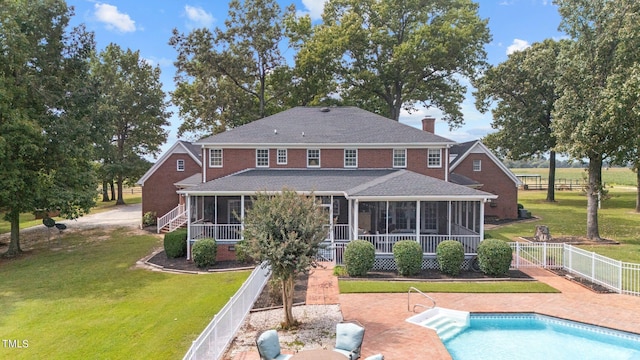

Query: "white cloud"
<box><xmin>506</xmin><ymin>39</ymin><xmax>530</xmax><ymax>55</ymax></box>
<box><xmin>184</xmin><ymin>5</ymin><xmax>215</xmax><ymax>28</ymax></box>
<box><xmin>94</xmin><ymin>3</ymin><xmax>136</xmax><ymax>33</ymax></box>
<box><xmin>297</xmin><ymin>0</ymin><xmax>327</xmax><ymax>21</ymax></box>
<box><xmin>142</xmin><ymin>56</ymin><xmax>174</xmax><ymax>68</ymax></box>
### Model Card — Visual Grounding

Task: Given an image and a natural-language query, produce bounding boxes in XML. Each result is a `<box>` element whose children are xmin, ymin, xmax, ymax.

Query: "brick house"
<box><xmin>138</xmin><ymin>107</ymin><xmax>519</xmax><ymax>268</ymax></box>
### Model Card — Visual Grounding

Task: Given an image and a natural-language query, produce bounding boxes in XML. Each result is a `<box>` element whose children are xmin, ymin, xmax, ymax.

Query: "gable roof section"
<box><xmin>177</xmin><ymin>168</ymin><xmax>496</xmax><ymax>201</ymax></box>
<box><xmin>449</xmin><ymin>140</ymin><xmax>521</xmax><ymax>186</ymax></box>
<box><xmin>137</xmin><ymin>141</ymin><xmax>202</xmax><ymax>186</ymax></box>
<box><xmin>195</xmin><ymin>107</ymin><xmax>456</xmax><ymax>148</ymax></box>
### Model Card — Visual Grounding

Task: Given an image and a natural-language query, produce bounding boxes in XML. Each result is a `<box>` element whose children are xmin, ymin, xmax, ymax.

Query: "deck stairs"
<box><xmin>406</xmin><ymin>287</ymin><xmax>469</xmax><ymax>342</ymax></box>
<box><xmin>157</xmin><ymin>204</ymin><xmax>188</xmax><ymax>233</ymax></box>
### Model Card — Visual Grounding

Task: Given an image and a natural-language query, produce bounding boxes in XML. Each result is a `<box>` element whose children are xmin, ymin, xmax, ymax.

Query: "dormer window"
<box><xmin>428</xmin><ymin>148</ymin><xmax>441</xmax><ymax>168</ymax></box>
<box><xmin>393</xmin><ymin>149</ymin><xmax>406</xmax><ymax>168</ymax></box>
<box><xmin>307</xmin><ymin>149</ymin><xmax>320</xmax><ymax>167</ymax></box>
<box><xmin>176</xmin><ymin>159</ymin><xmax>185</xmax><ymax>171</ymax></box>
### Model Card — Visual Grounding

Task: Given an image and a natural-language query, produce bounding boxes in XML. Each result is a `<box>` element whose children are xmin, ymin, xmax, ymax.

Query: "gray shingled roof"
<box><xmin>449</xmin><ymin>172</ymin><xmax>481</xmax><ymax>187</ymax></box>
<box><xmin>178</xmin><ymin>140</ymin><xmax>202</xmax><ymax>160</ymax></box>
<box><xmin>449</xmin><ymin>140</ymin><xmax>478</xmax><ymax>167</ymax></box>
<box><xmin>174</xmin><ymin>173</ymin><xmax>202</xmax><ymax>188</ymax></box>
<box><xmin>195</xmin><ymin>107</ymin><xmax>455</xmax><ymax>146</ymax></box>
<box><xmin>179</xmin><ymin>168</ymin><xmax>496</xmax><ymax>200</ymax></box>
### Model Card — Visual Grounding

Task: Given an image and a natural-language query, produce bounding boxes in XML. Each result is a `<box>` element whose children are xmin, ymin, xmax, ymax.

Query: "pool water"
<box><xmin>444</xmin><ymin>314</ymin><xmax>640</xmax><ymax>360</ymax></box>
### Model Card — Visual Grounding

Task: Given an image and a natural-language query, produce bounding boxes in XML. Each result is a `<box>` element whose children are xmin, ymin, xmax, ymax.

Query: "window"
<box><xmin>256</xmin><ymin>149</ymin><xmax>269</xmax><ymax>167</ymax></box>
<box><xmin>277</xmin><ymin>149</ymin><xmax>287</xmax><ymax>165</ymax></box>
<box><xmin>307</xmin><ymin>149</ymin><xmax>320</xmax><ymax>167</ymax></box>
<box><xmin>393</xmin><ymin>149</ymin><xmax>406</xmax><ymax>168</ymax></box>
<box><xmin>176</xmin><ymin>159</ymin><xmax>185</xmax><ymax>171</ymax></box>
<box><xmin>473</xmin><ymin>159</ymin><xmax>481</xmax><ymax>171</ymax></box>
<box><xmin>428</xmin><ymin>148</ymin><xmax>441</xmax><ymax>168</ymax></box>
<box><xmin>209</xmin><ymin>148</ymin><xmax>222</xmax><ymax>167</ymax></box>
<box><xmin>344</xmin><ymin>149</ymin><xmax>357</xmax><ymax>168</ymax></box>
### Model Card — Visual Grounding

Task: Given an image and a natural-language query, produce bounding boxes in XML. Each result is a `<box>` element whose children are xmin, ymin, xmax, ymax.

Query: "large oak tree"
<box><xmin>91</xmin><ymin>44</ymin><xmax>170</xmax><ymax>205</ymax></box>
<box><xmin>295</xmin><ymin>0</ymin><xmax>491</xmax><ymax>124</ymax></box>
<box><xmin>474</xmin><ymin>39</ymin><xmax>570</xmax><ymax>202</ymax></box>
<box><xmin>553</xmin><ymin>0</ymin><xmax>640</xmax><ymax>239</ymax></box>
<box><xmin>0</xmin><ymin>0</ymin><xmax>97</xmax><ymax>256</ymax></box>
<box><xmin>170</xmin><ymin>0</ymin><xmax>290</xmax><ymax>137</ymax></box>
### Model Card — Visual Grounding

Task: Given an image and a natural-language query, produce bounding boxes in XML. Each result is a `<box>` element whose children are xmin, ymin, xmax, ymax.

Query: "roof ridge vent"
<box><xmin>320</xmin><ymin>107</ymin><xmax>330</xmax><ymax>113</ymax></box>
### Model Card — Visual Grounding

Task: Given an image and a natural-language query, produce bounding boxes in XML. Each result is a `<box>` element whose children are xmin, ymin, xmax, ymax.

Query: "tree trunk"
<box><xmin>586</xmin><ymin>155</ymin><xmax>602</xmax><ymax>240</ymax></box>
<box><xmin>636</xmin><ymin>167</ymin><xmax>640</xmax><ymax>213</ymax></box>
<box><xmin>4</xmin><ymin>209</ymin><xmax>22</xmax><ymax>257</ymax></box>
<box><xmin>281</xmin><ymin>275</ymin><xmax>296</xmax><ymax>328</ymax></box>
<box><xmin>110</xmin><ymin>181</ymin><xmax>115</xmax><ymax>201</ymax></box>
<box><xmin>116</xmin><ymin>175</ymin><xmax>125</xmax><ymax>205</ymax></box>
<box><xmin>546</xmin><ymin>150</ymin><xmax>556</xmax><ymax>202</ymax></box>
<box><xmin>102</xmin><ymin>180</ymin><xmax>110</xmax><ymax>202</ymax></box>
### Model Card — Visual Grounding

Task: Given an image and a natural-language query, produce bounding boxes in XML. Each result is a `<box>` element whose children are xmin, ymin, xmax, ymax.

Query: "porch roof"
<box><xmin>178</xmin><ymin>168</ymin><xmax>497</xmax><ymax>201</ymax></box>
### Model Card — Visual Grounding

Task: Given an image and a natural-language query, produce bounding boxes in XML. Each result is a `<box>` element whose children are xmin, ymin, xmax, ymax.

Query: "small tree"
<box><xmin>243</xmin><ymin>189</ymin><xmax>327</xmax><ymax>328</ymax></box>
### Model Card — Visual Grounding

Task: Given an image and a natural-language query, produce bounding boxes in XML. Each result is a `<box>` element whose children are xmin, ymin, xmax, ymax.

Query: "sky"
<box><xmin>65</xmin><ymin>0</ymin><xmax>566</xmax><ymax>156</ymax></box>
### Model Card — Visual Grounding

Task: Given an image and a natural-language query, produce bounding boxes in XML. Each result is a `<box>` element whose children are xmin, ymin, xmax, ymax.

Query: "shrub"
<box><xmin>234</xmin><ymin>239</ymin><xmax>252</xmax><ymax>263</ymax></box>
<box><xmin>393</xmin><ymin>240</ymin><xmax>423</xmax><ymax>276</ymax></box>
<box><xmin>333</xmin><ymin>265</ymin><xmax>347</xmax><ymax>277</ymax></box>
<box><xmin>436</xmin><ymin>240</ymin><xmax>464</xmax><ymax>276</ymax></box>
<box><xmin>477</xmin><ymin>239</ymin><xmax>513</xmax><ymax>276</ymax></box>
<box><xmin>163</xmin><ymin>228</ymin><xmax>187</xmax><ymax>258</ymax></box>
<box><xmin>142</xmin><ymin>211</ymin><xmax>157</xmax><ymax>227</ymax></box>
<box><xmin>192</xmin><ymin>238</ymin><xmax>217</xmax><ymax>268</ymax></box>
<box><xmin>343</xmin><ymin>240</ymin><xmax>375</xmax><ymax>276</ymax></box>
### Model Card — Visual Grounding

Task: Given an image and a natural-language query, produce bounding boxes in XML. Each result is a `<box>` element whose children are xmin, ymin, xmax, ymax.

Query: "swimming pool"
<box><xmin>444</xmin><ymin>313</ymin><xmax>640</xmax><ymax>360</ymax></box>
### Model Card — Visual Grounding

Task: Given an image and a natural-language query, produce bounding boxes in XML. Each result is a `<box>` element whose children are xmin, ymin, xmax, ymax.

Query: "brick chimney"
<box><xmin>422</xmin><ymin>116</ymin><xmax>436</xmax><ymax>133</ymax></box>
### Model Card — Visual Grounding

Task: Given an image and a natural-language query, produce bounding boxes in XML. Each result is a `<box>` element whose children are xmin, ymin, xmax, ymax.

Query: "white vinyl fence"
<box><xmin>183</xmin><ymin>262</ymin><xmax>271</xmax><ymax>360</ymax></box>
<box><xmin>510</xmin><ymin>242</ymin><xmax>640</xmax><ymax>296</ymax></box>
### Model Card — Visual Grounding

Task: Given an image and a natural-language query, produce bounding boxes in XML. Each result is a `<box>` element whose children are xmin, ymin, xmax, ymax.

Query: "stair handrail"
<box><xmin>408</xmin><ymin>287</ymin><xmax>436</xmax><ymax>312</ymax></box>
<box><xmin>157</xmin><ymin>204</ymin><xmax>186</xmax><ymax>233</ymax></box>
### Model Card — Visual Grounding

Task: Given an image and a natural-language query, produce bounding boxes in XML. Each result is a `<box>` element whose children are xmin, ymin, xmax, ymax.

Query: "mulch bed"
<box><xmin>146</xmin><ymin>250</ymin><xmax>254</xmax><ymax>272</ymax></box>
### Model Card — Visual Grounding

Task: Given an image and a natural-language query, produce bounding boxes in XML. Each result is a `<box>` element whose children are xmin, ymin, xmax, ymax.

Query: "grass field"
<box><xmin>488</xmin><ymin>187</ymin><xmax>640</xmax><ymax>263</ymax></box>
<box><xmin>0</xmin><ymin>228</ymin><xmax>249</xmax><ymax>360</ymax></box>
<box><xmin>512</xmin><ymin>167</ymin><xmax>637</xmax><ymax>187</ymax></box>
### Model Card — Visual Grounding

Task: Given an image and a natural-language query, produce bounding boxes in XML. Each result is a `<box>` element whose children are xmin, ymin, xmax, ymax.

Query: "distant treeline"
<box><xmin>502</xmin><ymin>159</ymin><xmax>630</xmax><ymax>169</ymax></box>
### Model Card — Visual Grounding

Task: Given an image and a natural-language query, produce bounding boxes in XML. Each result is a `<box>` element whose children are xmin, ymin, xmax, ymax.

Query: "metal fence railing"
<box><xmin>510</xmin><ymin>242</ymin><xmax>640</xmax><ymax>296</ymax></box>
<box><xmin>182</xmin><ymin>262</ymin><xmax>271</xmax><ymax>360</ymax></box>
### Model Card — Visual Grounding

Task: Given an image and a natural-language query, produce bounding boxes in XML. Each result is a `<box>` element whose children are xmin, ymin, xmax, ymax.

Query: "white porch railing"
<box><xmin>358</xmin><ymin>234</ymin><xmax>481</xmax><ymax>254</ymax></box>
<box><xmin>333</xmin><ymin>224</ymin><xmax>350</xmax><ymax>241</ymax></box>
<box><xmin>182</xmin><ymin>262</ymin><xmax>271</xmax><ymax>360</ymax></box>
<box><xmin>190</xmin><ymin>224</ymin><xmax>243</xmax><ymax>241</ymax></box>
<box><xmin>157</xmin><ymin>204</ymin><xmax>186</xmax><ymax>233</ymax></box>
<box><xmin>510</xmin><ymin>242</ymin><xmax>640</xmax><ymax>296</ymax></box>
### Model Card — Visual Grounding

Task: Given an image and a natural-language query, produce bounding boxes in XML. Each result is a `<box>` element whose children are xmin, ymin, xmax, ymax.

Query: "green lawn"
<box><xmin>339</xmin><ymin>280</ymin><xmax>558</xmax><ymax>294</ymax></box>
<box><xmin>0</xmin><ymin>229</ymin><xmax>249</xmax><ymax>359</ymax></box>
<box><xmin>488</xmin><ymin>187</ymin><xmax>640</xmax><ymax>263</ymax></box>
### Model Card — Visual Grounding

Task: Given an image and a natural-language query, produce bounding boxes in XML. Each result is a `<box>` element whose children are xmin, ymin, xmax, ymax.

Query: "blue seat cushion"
<box><xmin>335</xmin><ymin>323</ymin><xmax>365</xmax><ymax>351</ymax></box>
<box><xmin>257</xmin><ymin>330</ymin><xmax>281</xmax><ymax>359</ymax></box>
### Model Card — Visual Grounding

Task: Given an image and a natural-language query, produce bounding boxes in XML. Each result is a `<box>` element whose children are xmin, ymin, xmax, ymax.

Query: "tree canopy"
<box><xmin>170</xmin><ymin>0</ymin><xmax>291</xmax><ymax>138</ymax></box>
<box><xmin>243</xmin><ymin>190</ymin><xmax>327</xmax><ymax>328</ymax></box>
<box><xmin>91</xmin><ymin>44</ymin><xmax>170</xmax><ymax>205</ymax></box>
<box><xmin>295</xmin><ymin>0</ymin><xmax>491</xmax><ymax>123</ymax></box>
<box><xmin>553</xmin><ymin>0</ymin><xmax>640</xmax><ymax>238</ymax></box>
<box><xmin>474</xmin><ymin>39</ymin><xmax>570</xmax><ymax>202</ymax></box>
<box><xmin>0</xmin><ymin>0</ymin><xmax>97</xmax><ymax>256</ymax></box>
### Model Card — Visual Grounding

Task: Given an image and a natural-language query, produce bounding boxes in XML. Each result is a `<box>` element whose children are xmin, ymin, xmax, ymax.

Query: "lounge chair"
<box><xmin>364</xmin><ymin>355</ymin><xmax>384</xmax><ymax>360</ymax></box>
<box><xmin>256</xmin><ymin>329</ymin><xmax>292</xmax><ymax>360</ymax></box>
<box><xmin>333</xmin><ymin>320</ymin><xmax>365</xmax><ymax>360</ymax></box>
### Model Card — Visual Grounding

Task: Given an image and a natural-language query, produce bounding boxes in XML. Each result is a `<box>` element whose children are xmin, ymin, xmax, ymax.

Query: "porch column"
<box><xmin>480</xmin><ymin>199</ymin><xmax>486</xmax><ymax>240</ymax></box>
<box><xmin>447</xmin><ymin>201</ymin><xmax>452</xmax><ymax>236</ymax></box>
<box><xmin>329</xmin><ymin>196</ymin><xmax>334</xmax><ymax>244</ymax></box>
<box><xmin>240</xmin><ymin>195</ymin><xmax>245</xmax><ymax>240</ymax></box>
<box><xmin>415</xmin><ymin>200</ymin><xmax>421</xmax><ymax>241</ymax></box>
<box><xmin>353</xmin><ymin>199</ymin><xmax>359</xmax><ymax>241</ymax></box>
<box><xmin>186</xmin><ymin>194</ymin><xmax>192</xmax><ymax>260</ymax></box>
